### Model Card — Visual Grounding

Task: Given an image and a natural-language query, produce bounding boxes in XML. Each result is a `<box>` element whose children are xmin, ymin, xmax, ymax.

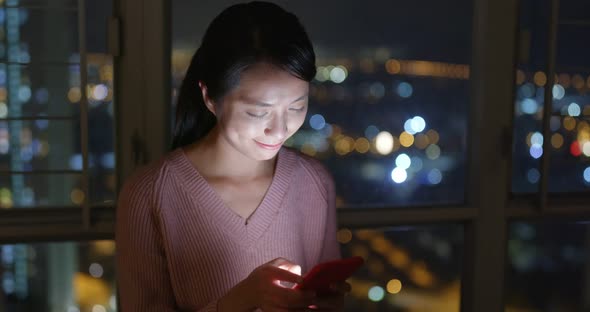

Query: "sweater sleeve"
<box><xmin>316</xmin><ymin>163</ymin><xmax>342</xmax><ymax>262</ymax></box>
<box><xmin>116</xmin><ymin>168</ymin><xmax>221</xmax><ymax>312</ymax></box>
<box><xmin>116</xmin><ymin>169</ymin><xmax>179</xmax><ymax>311</ymax></box>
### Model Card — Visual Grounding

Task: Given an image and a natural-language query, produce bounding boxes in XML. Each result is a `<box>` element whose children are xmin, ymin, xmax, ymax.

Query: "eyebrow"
<box><xmin>248</xmin><ymin>94</ymin><xmax>308</xmax><ymax>107</ymax></box>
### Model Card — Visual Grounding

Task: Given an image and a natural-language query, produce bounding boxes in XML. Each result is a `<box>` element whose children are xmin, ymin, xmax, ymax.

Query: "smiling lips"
<box><xmin>255</xmin><ymin>140</ymin><xmax>283</xmax><ymax>150</ymax></box>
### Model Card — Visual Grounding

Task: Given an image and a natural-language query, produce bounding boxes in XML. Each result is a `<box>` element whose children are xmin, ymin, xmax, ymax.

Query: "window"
<box><xmin>339</xmin><ymin>225</ymin><xmax>463</xmax><ymax>311</ymax></box>
<box><xmin>0</xmin><ymin>0</ymin><xmax>115</xmax><ymax>209</ymax></box>
<box><xmin>512</xmin><ymin>0</ymin><xmax>590</xmax><ymax>193</ymax></box>
<box><xmin>172</xmin><ymin>0</ymin><xmax>590</xmax><ymax>310</ymax></box>
<box><xmin>172</xmin><ymin>0</ymin><xmax>473</xmax><ymax>208</ymax></box>
<box><xmin>506</xmin><ymin>221</ymin><xmax>590</xmax><ymax>311</ymax></box>
<box><xmin>0</xmin><ymin>0</ymin><xmax>118</xmax><ymax>311</ymax></box>
<box><xmin>1</xmin><ymin>240</ymin><xmax>116</xmax><ymax>312</ymax></box>
<box><xmin>2</xmin><ymin>0</ymin><xmax>588</xmax><ymax>311</ymax></box>
<box><xmin>172</xmin><ymin>0</ymin><xmax>473</xmax><ymax>309</ymax></box>
<box><xmin>505</xmin><ymin>0</ymin><xmax>590</xmax><ymax>310</ymax></box>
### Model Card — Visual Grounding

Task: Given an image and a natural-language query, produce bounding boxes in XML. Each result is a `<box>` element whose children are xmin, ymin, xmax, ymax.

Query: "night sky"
<box><xmin>172</xmin><ymin>0</ymin><xmax>474</xmax><ymax>64</ymax></box>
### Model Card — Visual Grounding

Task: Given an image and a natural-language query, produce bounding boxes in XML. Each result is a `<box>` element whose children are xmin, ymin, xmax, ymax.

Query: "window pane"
<box><xmin>1</xmin><ymin>240</ymin><xmax>117</xmax><ymax>312</ymax></box>
<box><xmin>0</xmin><ymin>170</ymin><xmax>114</xmax><ymax>208</ymax></box>
<box><xmin>6</xmin><ymin>7</ymin><xmax>79</xmax><ymax>64</ymax></box>
<box><xmin>559</xmin><ymin>0</ymin><xmax>590</xmax><ymax>21</ymax></box>
<box><xmin>512</xmin><ymin>0</ymin><xmax>590</xmax><ymax>193</ymax></box>
<box><xmin>0</xmin><ymin>1</ymin><xmax>116</xmax><ymax>208</ymax></box>
<box><xmin>7</xmin><ymin>0</ymin><xmax>77</xmax><ymax>9</ymax></box>
<box><xmin>172</xmin><ymin>0</ymin><xmax>472</xmax><ymax>207</ymax></box>
<box><xmin>339</xmin><ymin>225</ymin><xmax>463</xmax><ymax>311</ymax></box>
<box><xmin>0</xmin><ymin>120</ymin><xmax>80</xmax><ymax>171</ymax></box>
<box><xmin>505</xmin><ymin>221</ymin><xmax>590</xmax><ymax>311</ymax></box>
<box><xmin>86</xmin><ymin>53</ymin><xmax>115</xmax><ymax>206</ymax></box>
<box><xmin>1</xmin><ymin>64</ymin><xmax>80</xmax><ymax>118</ymax></box>
<box><xmin>0</xmin><ymin>173</ymin><xmax>81</xmax><ymax>207</ymax></box>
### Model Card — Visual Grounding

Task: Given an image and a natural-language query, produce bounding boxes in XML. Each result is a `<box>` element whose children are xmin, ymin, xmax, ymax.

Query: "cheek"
<box><xmin>288</xmin><ymin>113</ymin><xmax>306</xmax><ymax>134</ymax></box>
<box><xmin>222</xmin><ymin>114</ymin><xmax>265</xmax><ymax>136</ymax></box>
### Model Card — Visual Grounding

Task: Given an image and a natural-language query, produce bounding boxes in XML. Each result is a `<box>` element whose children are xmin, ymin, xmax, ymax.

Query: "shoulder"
<box><xmin>282</xmin><ymin>147</ymin><xmax>335</xmax><ymax>197</ymax></box>
<box><xmin>118</xmin><ymin>149</ymin><xmax>182</xmax><ymax>209</ymax></box>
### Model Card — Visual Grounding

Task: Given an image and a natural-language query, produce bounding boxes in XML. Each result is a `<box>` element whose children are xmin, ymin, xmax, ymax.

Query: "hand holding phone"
<box><xmin>294</xmin><ymin>256</ymin><xmax>364</xmax><ymax>295</ymax></box>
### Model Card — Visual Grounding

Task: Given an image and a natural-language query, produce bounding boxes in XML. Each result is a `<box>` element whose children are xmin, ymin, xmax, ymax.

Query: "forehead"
<box><xmin>230</xmin><ymin>62</ymin><xmax>309</xmax><ymax>101</ymax></box>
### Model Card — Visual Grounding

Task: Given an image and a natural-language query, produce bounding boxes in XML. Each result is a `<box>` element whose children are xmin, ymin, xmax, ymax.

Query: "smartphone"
<box><xmin>294</xmin><ymin>256</ymin><xmax>364</xmax><ymax>295</ymax></box>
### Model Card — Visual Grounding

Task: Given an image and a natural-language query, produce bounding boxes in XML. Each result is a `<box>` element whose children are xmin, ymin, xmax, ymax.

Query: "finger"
<box><xmin>267</xmin><ymin>257</ymin><xmax>298</xmax><ymax>268</ymax></box>
<box><xmin>278</xmin><ymin>263</ymin><xmax>302</xmax><ymax>276</ymax></box>
<box><xmin>277</xmin><ymin>263</ymin><xmax>302</xmax><ymax>288</ymax></box>
<box><xmin>267</xmin><ymin>258</ymin><xmax>303</xmax><ymax>286</ymax></box>
<box><xmin>267</xmin><ymin>265</ymin><xmax>305</xmax><ymax>284</ymax></box>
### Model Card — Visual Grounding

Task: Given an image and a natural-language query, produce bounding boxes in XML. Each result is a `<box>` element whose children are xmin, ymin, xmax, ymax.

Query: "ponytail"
<box><xmin>171</xmin><ymin>49</ymin><xmax>217</xmax><ymax>150</ymax></box>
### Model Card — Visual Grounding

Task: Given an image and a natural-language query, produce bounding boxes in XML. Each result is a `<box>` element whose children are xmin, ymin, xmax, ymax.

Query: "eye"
<box><xmin>289</xmin><ymin>106</ymin><xmax>306</xmax><ymax>112</ymax></box>
<box><xmin>246</xmin><ymin>111</ymin><xmax>268</xmax><ymax>118</ymax></box>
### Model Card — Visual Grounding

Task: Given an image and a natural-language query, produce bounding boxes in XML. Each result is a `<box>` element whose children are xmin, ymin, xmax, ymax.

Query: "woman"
<box><xmin>116</xmin><ymin>2</ymin><xmax>349</xmax><ymax>311</ymax></box>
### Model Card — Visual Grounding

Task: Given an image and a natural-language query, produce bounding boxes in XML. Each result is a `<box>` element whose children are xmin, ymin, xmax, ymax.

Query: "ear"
<box><xmin>198</xmin><ymin>81</ymin><xmax>217</xmax><ymax>116</ymax></box>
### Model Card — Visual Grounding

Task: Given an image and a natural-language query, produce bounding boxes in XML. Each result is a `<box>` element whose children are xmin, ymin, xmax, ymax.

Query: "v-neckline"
<box><xmin>173</xmin><ymin>147</ymin><xmax>297</xmax><ymax>246</ymax></box>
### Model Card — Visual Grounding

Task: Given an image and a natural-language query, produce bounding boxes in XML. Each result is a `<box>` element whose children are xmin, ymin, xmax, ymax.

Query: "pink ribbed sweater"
<box><xmin>116</xmin><ymin>147</ymin><xmax>340</xmax><ymax>311</ymax></box>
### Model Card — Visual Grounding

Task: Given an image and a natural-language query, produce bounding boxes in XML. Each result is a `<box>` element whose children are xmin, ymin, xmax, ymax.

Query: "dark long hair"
<box><xmin>171</xmin><ymin>1</ymin><xmax>317</xmax><ymax>149</ymax></box>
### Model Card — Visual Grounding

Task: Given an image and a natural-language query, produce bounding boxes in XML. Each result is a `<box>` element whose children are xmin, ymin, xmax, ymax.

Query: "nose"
<box><xmin>264</xmin><ymin>112</ymin><xmax>288</xmax><ymax>141</ymax></box>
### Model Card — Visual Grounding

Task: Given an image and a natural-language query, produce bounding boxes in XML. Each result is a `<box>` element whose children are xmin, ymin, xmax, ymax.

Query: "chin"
<box><xmin>247</xmin><ymin>140</ymin><xmax>284</xmax><ymax>161</ymax></box>
<box><xmin>255</xmin><ymin>149</ymin><xmax>281</xmax><ymax>161</ymax></box>
<box><xmin>242</xmin><ymin>144</ymin><xmax>280</xmax><ymax>161</ymax></box>
<box><xmin>233</xmin><ymin>146</ymin><xmax>280</xmax><ymax>162</ymax></box>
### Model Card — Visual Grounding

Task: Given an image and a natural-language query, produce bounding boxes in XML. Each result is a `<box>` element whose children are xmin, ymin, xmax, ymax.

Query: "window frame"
<box><xmin>0</xmin><ymin>0</ymin><xmax>170</xmax><ymax>240</ymax></box>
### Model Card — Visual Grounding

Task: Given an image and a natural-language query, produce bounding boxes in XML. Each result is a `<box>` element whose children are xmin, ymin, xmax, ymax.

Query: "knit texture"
<box><xmin>116</xmin><ymin>147</ymin><xmax>340</xmax><ymax>311</ymax></box>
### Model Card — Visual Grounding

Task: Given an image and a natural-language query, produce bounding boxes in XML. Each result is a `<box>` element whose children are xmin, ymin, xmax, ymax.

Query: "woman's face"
<box><xmin>207</xmin><ymin>62</ymin><xmax>309</xmax><ymax>161</ymax></box>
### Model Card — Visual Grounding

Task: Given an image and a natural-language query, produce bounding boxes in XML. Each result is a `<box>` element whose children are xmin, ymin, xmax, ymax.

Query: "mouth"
<box><xmin>255</xmin><ymin>140</ymin><xmax>283</xmax><ymax>150</ymax></box>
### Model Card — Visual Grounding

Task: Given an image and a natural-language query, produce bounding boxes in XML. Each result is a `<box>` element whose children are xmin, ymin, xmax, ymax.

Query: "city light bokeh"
<box><xmin>0</xmin><ymin>0</ymin><xmax>589</xmax><ymax>311</ymax></box>
<box><xmin>1</xmin><ymin>1</ymin><xmax>117</xmax><ymax>311</ymax></box>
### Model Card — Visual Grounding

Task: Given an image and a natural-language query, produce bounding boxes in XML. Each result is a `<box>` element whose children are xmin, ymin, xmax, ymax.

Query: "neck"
<box><xmin>185</xmin><ymin>126</ymin><xmax>276</xmax><ymax>179</ymax></box>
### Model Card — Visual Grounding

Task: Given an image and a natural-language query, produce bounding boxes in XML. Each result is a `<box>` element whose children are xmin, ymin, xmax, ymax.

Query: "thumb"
<box><xmin>267</xmin><ymin>257</ymin><xmax>290</xmax><ymax>265</ymax></box>
<box><xmin>267</xmin><ymin>257</ymin><xmax>299</xmax><ymax>270</ymax></box>
<box><xmin>278</xmin><ymin>263</ymin><xmax>302</xmax><ymax>276</ymax></box>
<box><xmin>266</xmin><ymin>258</ymin><xmax>304</xmax><ymax>285</ymax></box>
<box><xmin>268</xmin><ymin>257</ymin><xmax>302</xmax><ymax>278</ymax></box>
<box><xmin>269</xmin><ymin>265</ymin><xmax>304</xmax><ymax>285</ymax></box>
